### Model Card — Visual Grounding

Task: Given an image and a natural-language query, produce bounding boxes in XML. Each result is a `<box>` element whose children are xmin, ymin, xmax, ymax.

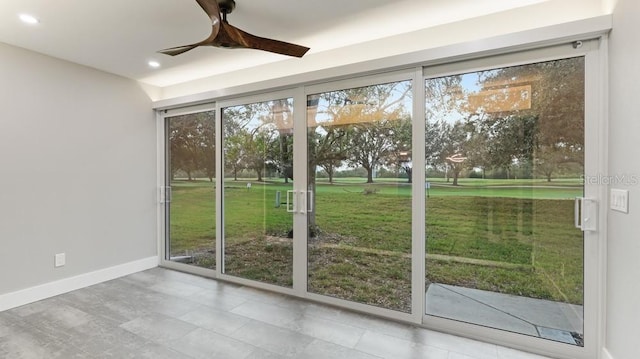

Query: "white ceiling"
<box><xmin>0</xmin><ymin>0</ymin><xmax>547</xmax><ymax>88</ymax></box>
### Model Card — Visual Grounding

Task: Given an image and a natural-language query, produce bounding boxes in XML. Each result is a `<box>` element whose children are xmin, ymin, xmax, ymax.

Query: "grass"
<box><xmin>308</xmin><ymin>246</ymin><xmax>411</xmax><ymax>311</ymax></box>
<box><xmin>168</xmin><ymin>176</ymin><xmax>584</xmax><ymax>312</ymax></box>
<box><xmin>426</xmin><ymin>196</ymin><xmax>583</xmax><ymax>304</ymax></box>
<box><xmin>169</xmin><ymin>182</ymin><xmax>215</xmax><ymax>255</ymax></box>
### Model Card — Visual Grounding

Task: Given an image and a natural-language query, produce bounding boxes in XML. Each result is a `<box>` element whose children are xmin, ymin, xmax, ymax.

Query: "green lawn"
<box><xmin>168</xmin><ymin>177</ymin><xmax>584</xmax><ymax>312</ymax></box>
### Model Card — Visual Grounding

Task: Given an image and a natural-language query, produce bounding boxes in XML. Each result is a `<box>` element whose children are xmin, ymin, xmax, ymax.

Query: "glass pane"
<box><xmin>307</xmin><ymin>80</ymin><xmax>413</xmax><ymax>312</ymax></box>
<box><xmin>223</xmin><ymin>98</ymin><xmax>294</xmax><ymax>287</ymax></box>
<box><xmin>166</xmin><ymin>110</ymin><xmax>216</xmax><ymax>269</ymax></box>
<box><xmin>424</xmin><ymin>58</ymin><xmax>585</xmax><ymax>346</ymax></box>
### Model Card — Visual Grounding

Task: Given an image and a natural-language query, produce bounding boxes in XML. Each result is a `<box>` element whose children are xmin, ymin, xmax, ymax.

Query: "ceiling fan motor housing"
<box><xmin>218</xmin><ymin>0</ymin><xmax>236</xmax><ymax>14</ymax></box>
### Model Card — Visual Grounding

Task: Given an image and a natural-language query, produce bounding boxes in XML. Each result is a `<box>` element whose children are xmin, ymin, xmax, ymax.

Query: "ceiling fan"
<box><xmin>159</xmin><ymin>0</ymin><xmax>310</xmax><ymax>58</ymax></box>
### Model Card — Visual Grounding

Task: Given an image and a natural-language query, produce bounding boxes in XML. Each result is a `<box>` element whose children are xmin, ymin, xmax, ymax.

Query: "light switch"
<box><xmin>610</xmin><ymin>189</ymin><xmax>629</xmax><ymax>213</ymax></box>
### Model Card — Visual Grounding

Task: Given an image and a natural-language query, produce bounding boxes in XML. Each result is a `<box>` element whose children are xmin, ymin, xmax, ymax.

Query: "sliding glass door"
<box><xmin>306</xmin><ymin>78</ymin><xmax>414</xmax><ymax>312</ymax></box>
<box><xmin>216</xmin><ymin>78</ymin><xmax>418</xmax><ymax>310</ymax></box>
<box><xmin>221</xmin><ymin>97</ymin><xmax>295</xmax><ymax>287</ymax></box>
<box><xmin>165</xmin><ymin>109</ymin><xmax>217</xmax><ymax>269</ymax></box>
<box><xmin>424</xmin><ymin>56</ymin><xmax>587</xmax><ymax>346</ymax></box>
<box><xmin>160</xmin><ymin>40</ymin><xmax>604</xmax><ymax>359</ymax></box>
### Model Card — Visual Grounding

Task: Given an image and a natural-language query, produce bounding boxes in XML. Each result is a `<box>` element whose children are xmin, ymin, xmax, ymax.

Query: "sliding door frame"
<box><xmin>158</xmin><ymin>103</ymin><xmax>219</xmax><ymax>279</ymax></box>
<box><xmin>155</xmin><ymin>30</ymin><xmax>609</xmax><ymax>359</ymax></box>
<box><xmin>302</xmin><ymin>69</ymin><xmax>420</xmax><ymax>324</ymax></box>
<box><xmin>419</xmin><ymin>39</ymin><xmax>607</xmax><ymax>359</ymax></box>
<box><xmin>214</xmin><ymin>89</ymin><xmax>300</xmax><ymax>296</ymax></box>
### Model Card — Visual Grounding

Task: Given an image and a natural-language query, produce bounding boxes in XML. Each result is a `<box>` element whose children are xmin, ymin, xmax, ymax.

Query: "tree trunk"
<box><xmin>366</xmin><ymin>167</ymin><xmax>374</xmax><ymax>183</ymax></box>
<box><xmin>404</xmin><ymin>167</ymin><xmax>412</xmax><ymax>183</ymax></box>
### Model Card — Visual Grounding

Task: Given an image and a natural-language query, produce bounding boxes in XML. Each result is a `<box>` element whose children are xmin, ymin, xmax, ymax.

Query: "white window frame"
<box><xmin>214</xmin><ymin>89</ymin><xmax>302</xmax><ymax>297</ymax></box>
<box><xmin>419</xmin><ymin>39</ymin><xmax>607</xmax><ymax>359</ymax></box>
<box><xmin>302</xmin><ymin>70</ymin><xmax>419</xmax><ymax>324</ymax></box>
<box><xmin>154</xmin><ymin>19</ymin><xmax>609</xmax><ymax>359</ymax></box>
<box><xmin>157</xmin><ymin>102</ymin><xmax>219</xmax><ymax>279</ymax></box>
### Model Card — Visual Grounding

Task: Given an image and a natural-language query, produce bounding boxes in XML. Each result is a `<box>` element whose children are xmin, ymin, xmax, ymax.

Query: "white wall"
<box><xmin>0</xmin><ymin>43</ymin><xmax>157</xmax><ymax>296</ymax></box>
<box><xmin>606</xmin><ymin>0</ymin><xmax>640</xmax><ymax>358</ymax></box>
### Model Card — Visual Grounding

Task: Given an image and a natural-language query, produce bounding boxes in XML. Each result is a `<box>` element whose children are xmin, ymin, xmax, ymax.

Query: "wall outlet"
<box><xmin>54</xmin><ymin>253</ymin><xmax>66</xmax><ymax>267</ymax></box>
<box><xmin>610</xmin><ymin>189</ymin><xmax>629</xmax><ymax>213</ymax></box>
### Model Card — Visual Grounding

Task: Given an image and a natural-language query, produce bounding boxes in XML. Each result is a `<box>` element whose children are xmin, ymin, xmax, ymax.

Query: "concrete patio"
<box><xmin>426</xmin><ymin>283</ymin><xmax>584</xmax><ymax>345</ymax></box>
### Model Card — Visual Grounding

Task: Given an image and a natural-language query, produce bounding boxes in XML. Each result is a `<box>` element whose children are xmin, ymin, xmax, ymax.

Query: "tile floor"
<box><xmin>0</xmin><ymin>268</ymin><xmax>555</xmax><ymax>359</ymax></box>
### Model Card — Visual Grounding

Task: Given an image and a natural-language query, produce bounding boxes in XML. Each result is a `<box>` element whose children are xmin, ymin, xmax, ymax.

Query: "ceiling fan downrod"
<box><xmin>218</xmin><ymin>0</ymin><xmax>236</xmax><ymax>16</ymax></box>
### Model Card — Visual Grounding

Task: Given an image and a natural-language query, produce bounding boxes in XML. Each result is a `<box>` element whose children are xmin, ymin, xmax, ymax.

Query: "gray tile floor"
<box><xmin>0</xmin><ymin>268</ymin><xmax>554</xmax><ymax>359</ymax></box>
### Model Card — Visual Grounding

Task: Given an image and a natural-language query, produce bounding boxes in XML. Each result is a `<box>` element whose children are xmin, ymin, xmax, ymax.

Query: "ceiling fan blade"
<box><xmin>195</xmin><ymin>0</ymin><xmax>222</xmax><ymax>23</ymax></box>
<box><xmin>216</xmin><ymin>22</ymin><xmax>310</xmax><ymax>58</ymax></box>
<box><xmin>158</xmin><ymin>44</ymin><xmax>201</xmax><ymax>56</ymax></box>
<box><xmin>157</xmin><ymin>0</ymin><xmax>221</xmax><ymax>56</ymax></box>
<box><xmin>244</xmin><ymin>34</ymin><xmax>310</xmax><ymax>58</ymax></box>
<box><xmin>158</xmin><ymin>1</ymin><xmax>310</xmax><ymax>58</ymax></box>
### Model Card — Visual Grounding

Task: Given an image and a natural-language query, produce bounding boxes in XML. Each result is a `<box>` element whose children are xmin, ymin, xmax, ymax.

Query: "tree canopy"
<box><xmin>168</xmin><ymin>111</ymin><xmax>216</xmax><ymax>181</ymax></box>
<box><xmin>425</xmin><ymin>57</ymin><xmax>585</xmax><ymax>183</ymax></box>
<box><xmin>168</xmin><ymin>57</ymin><xmax>585</xmax><ymax>187</ymax></box>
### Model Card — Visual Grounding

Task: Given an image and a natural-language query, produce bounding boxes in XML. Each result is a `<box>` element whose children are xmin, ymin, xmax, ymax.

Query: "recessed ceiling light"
<box><xmin>148</xmin><ymin>61</ymin><xmax>161</xmax><ymax>69</ymax></box>
<box><xmin>19</xmin><ymin>14</ymin><xmax>39</xmax><ymax>25</ymax></box>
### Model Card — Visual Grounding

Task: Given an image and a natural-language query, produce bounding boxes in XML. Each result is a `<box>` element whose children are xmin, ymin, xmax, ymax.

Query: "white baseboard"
<box><xmin>0</xmin><ymin>256</ymin><xmax>158</xmax><ymax>312</ymax></box>
<box><xmin>602</xmin><ymin>348</ymin><xmax>614</xmax><ymax>359</ymax></box>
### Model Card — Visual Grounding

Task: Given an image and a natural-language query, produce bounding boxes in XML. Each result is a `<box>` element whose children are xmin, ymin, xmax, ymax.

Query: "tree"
<box><xmin>484</xmin><ymin>115</ymin><xmax>538</xmax><ymax>179</ymax></box>
<box><xmin>425</xmin><ymin>74</ymin><xmax>466</xmax><ymax>176</ymax></box>
<box><xmin>347</xmin><ymin>121</ymin><xmax>397</xmax><ymax>183</ymax></box>
<box><xmin>243</xmin><ymin>129</ymin><xmax>271</xmax><ymax>182</ymax></box>
<box><xmin>223</xmin><ymin>99</ymin><xmax>292</xmax><ymax>182</ymax></box>
<box><xmin>270</xmin><ymin>132</ymin><xmax>293</xmax><ymax>182</ymax></box>
<box><xmin>318</xmin><ymin>82</ymin><xmax>411</xmax><ymax>183</ymax></box>
<box><xmin>477</xmin><ymin>58</ymin><xmax>585</xmax><ymax>180</ymax></box>
<box><xmin>308</xmin><ymin>128</ymin><xmax>349</xmax><ymax>184</ymax></box>
<box><xmin>425</xmin><ymin>120</ymin><xmax>447</xmax><ymax>174</ymax></box>
<box><xmin>224</xmin><ymin>131</ymin><xmax>246</xmax><ymax>181</ymax></box>
<box><xmin>264</xmin><ymin>99</ymin><xmax>294</xmax><ymax>183</ymax></box>
<box><xmin>223</xmin><ymin>109</ymin><xmax>252</xmax><ymax>181</ymax></box>
<box><xmin>440</xmin><ymin>120</ymin><xmax>472</xmax><ymax>185</ymax></box>
<box><xmin>168</xmin><ymin>111</ymin><xmax>215</xmax><ymax>181</ymax></box>
<box><xmin>306</xmin><ymin>81</ymin><xmax>411</xmax><ymax>230</ymax></box>
<box><xmin>424</xmin><ymin>57</ymin><xmax>584</xmax><ymax>182</ymax></box>
<box><xmin>199</xmin><ymin>114</ymin><xmax>216</xmax><ymax>181</ymax></box>
<box><xmin>464</xmin><ymin>115</ymin><xmax>490</xmax><ymax>178</ymax></box>
<box><xmin>385</xmin><ymin>117</ymin><xmax>413</xmax><ymax>183</ymax></box>
<box><xmin>535</xmin><ymin>145</ymin><xmax>566</xmax><ymax>182</ymax></box>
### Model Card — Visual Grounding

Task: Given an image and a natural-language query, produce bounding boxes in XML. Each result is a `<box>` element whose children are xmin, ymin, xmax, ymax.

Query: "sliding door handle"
<box><xmin>160</xmin><ymin>186</ymin><xmax>172</xmax><ymax>204</ymax></box>
<box><xmin>307</xmin><ymin>190</ymin><xmax>314</xmax><ymax>213</ymax></box>
<box><xmin>575</xmin><ymin>197</ymin><xmax>597</xmax><ymax>232</ymax></box>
